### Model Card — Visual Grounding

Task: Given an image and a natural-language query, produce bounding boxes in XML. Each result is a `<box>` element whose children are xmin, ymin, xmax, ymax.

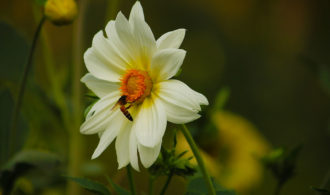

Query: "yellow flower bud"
<box><xmin>44</xmin><ymin>0</ymin><xmax>78</xmax><ymax>25</ymax></box>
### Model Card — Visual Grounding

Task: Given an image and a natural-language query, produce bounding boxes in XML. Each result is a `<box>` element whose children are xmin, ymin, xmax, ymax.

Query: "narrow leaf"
<box><xmin>311</xmin><ymin>186</ymin><xmax>330</xmax><ymax>195</ymax></box>
<box><xmin>105</xmin><ymin>175</ymin><xmax>130</xmax><ymax>195</ymax></box>
<box><xmin>66</xmin><ymin>176</ymin><xmax>111</xmax><ymax>195</ymax></box>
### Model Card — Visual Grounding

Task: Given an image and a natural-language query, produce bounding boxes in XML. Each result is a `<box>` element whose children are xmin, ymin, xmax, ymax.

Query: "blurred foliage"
<box><xmin>319</xmin><ymin>64</ymin><xmax>330</xmax><ymax>96</ymax></box>
<box><xmin>105</xmin><ymin>176</ymin><xmax>130</xmax><ymax>195</ymax></box>
<box><xmin>0</xmin><ymin>22</ymin><xmax>29</xmax><ymax>83</ymax></box>
<box><xmin>186</xmin><ymin>175</ymin><xmax>235</xmax><ymax>195</ymax></box>
<box><xmin>262</xmin><ymin>145</ymin><xmax>302</xmax><ymax>193</ymax></box>
<box><xmin>149</xmin><ymin>132</ymin><xmax>196</xmax><ymax>177</ymax></box>
<box><xmin>0</xmin><ymin>150</ymin><xmax>61</xmax><ymax>194</ymax></box>
<box><xmin>65</xmin><ymin>176</ymin><xmax>110</xmax><ymax>195</ymax></box>
<box><xmin>311</xmin><ymin>186</ymin><xmax>330</xmax><ymax>195</ymax></box>
<box><xmin>0</xmin><ymin>88</ymin><xmax>27</xmax><ymax>165</ymax></box>
<box><xmin>35</xmin><ymin>0</ymin><xmax>47</xmax><ymax>6</ymax></box>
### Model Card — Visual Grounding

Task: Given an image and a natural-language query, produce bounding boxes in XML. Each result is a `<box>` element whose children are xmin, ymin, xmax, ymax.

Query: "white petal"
<box><xmin>113</xmin><ymin>11</ymin><xmax>156</xmax><ymax>70</ymax></box>
<box><xmin>105</xmin><ymin>20</ymin><xmax>116</xmax><ymax>38</ymax></box>
<box><xmin>81</xmin><ymin>73</ymin><xmax>119</xmax><ymax>98</ymax></box>
<box><xmin>130</xmin><ymin>15</ymin><xmax>156</xmax><ymax>69</ymax></box>
<box><xmin>129</xmin><ymin>129</ymin><xmax>140</xmax><ymax>171</ymax></box>
<box><xmin>115</xmin><ymin>123</ymin><xmax>132</xmax><ymax>169</ymax></box>
<box><xmin>155</xmin><ymin>80</ymin><xmax>208</xmax><ymax>124</ymax></box>
<box><xmin>85</xmin><ymin>29</ymin><xmax>133</xmax><ymax>82</ymax></box>
<box><xmin>159</xmin><ymin>98</ymin><xmax>201</xmax><ymax>124</ymax></box>
<box><xmin>84</xmin><ymin>47</ymin><xmax>121</xmax><ymax>82</ymax></box>
<box><xmin>150</xmin><ymin>48</ymin><xmax>186</xmax><ymax>82</ymax></box>
<box><xmin>115</xmin><ymin>12</ymin><xmax>138</xmax><ymax>65</ymax></box>
<box><xmin>104</xmin><ymin>20</ymin><xmax>134</xmax><ymax>68</ymax></box>
<box><xmin>91</xmin><ymin>110</ymin><xmax>127</xmax><ymax>159</ymax></box>
<box><xmin>80</xmin><ymin>91</ymin><xmax>120</xmax><ymax>134</ymax></box>
<box><xmin>129</xmin><ymin>1</ymin><xmax>144</xmax><ymax>25</ymax></box>
<box><xmin>132</xmin><ymin>96</ymin><xmax>167</xmax><ymax>147</ymax></box>
<box><xmin>138</xmin><ymin>141</ymin><xmax>161</xmax><ymax>168</ymax></box>
<box><xmin>156</xmin><ymin>29</ymin><xmax>186</xmax><ymax>50</ymax></box>
<box><xmin>92</xmin><ymin>31</ymin><xmax>129</xmax><ymax>72</ymax></box>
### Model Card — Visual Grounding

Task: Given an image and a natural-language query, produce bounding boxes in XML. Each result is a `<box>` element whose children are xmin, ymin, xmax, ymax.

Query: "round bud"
<box><xmin>44</xmin><ymin>0</ymin><xmax>78</xmax><ymax>26</ymax></box>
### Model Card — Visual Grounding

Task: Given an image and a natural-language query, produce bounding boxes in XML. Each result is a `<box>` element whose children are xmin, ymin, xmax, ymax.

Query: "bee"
<box><xmin>112</xmin><ymin>95</ymin><xmax>133</xmax><ymax>121</ymax></box>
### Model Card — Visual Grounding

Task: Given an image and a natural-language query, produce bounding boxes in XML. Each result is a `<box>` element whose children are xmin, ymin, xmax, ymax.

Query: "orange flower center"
<box><xmin>120</xmin><ymin>69</ymin><xmax>152</xmax><ymax>103</ymax></box>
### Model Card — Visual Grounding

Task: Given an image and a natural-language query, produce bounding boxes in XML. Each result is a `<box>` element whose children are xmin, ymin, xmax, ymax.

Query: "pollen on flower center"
<box><xmin>120</xmin><ymin>69</ymin><xmax>152</xmax><ymax>103</ymax></box>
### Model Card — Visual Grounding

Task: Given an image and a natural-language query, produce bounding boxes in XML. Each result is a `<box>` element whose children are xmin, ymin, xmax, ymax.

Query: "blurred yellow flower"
<box><xmin>212</xmin><ymin>111</ymin><xmax>270</xmax><ymax>193</ymax></box>
<box><xmin>44</xmin><ymin>0</ymin><xmax>77</xmax><ymax>25</ymax></box>
<box><xmin>176</xmin><ymin>111</ymin><xmax>269</xmax><ymax>194</ymax></box>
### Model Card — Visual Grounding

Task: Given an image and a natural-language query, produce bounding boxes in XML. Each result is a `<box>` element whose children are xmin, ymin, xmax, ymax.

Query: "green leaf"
<box><xmin>214</xmin><ymin>87</ymin><xmax>230</xmax><ymax>111</ymax></box>
<box><xmin>0</xmin><ymin>88</ymin><xmax>13</xmax><ymax>165</ymax></box>
<box><xmin>66</xmin><ymin>176</ymin><xmax>111</xmax><ymax>195</ymax></box>
<box><xmin>0</xmin><ymin>150</ymin><xmax>61</xmax><ymax>194</ymax></box>
<box><xmin>311</xmin><ymin>186</ymin><xmax>330</xmax><ymax>195</ymax></box>
<box><xmin>0</xmin><ymin>22</ymin><xmax>29</xmax><ymax>83</ymax></box>
<box><xmin>0</xmin><ymin>88</ymin><xmax>28</xmax><ymax>165</ymax></box>
<box><xmin>1</xmin><ymin>150</ymin><xmax>60</xmax><ymax>171</ymax></box>
<box><xmin>35</xmin><ymin>0</ymin><xmax>47</xmax><ymax>6</ymax></box>
<box><xmin>106</xmin><ymin>175</ymin><xmax>130</xmax><ymax>195</ymax></box>
<box><xmin>262</xmin><ymin>144</ymin><xmax>303</xmax><ymax>187</ymax></box>
<box><xmin>186</xmin><ymin>176</ymin><xmax>235</xmax><ymax>195</ymax></box>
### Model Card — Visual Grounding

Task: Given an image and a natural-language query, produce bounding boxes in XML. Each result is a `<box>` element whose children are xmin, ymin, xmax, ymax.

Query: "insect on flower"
<box><xmin>112</xmin><ymin>95</ymin><xmax>133</xmax><ymax>121</ymax></box>
<box><xmin>80</xmin><ymin>1</ymin><xmax>208</xmax><ymax>171</ymax></box>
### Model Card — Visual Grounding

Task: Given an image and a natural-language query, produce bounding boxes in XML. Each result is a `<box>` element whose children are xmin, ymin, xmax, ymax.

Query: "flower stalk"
<box><xmin>148</xmin><ymin>175</ymin><xmax>155</xmax><ymax>195</ymax></box>
<box><xmin>127</xmin><ymin>165</ymin><xmax>137</xmax><ymax>195</ymax></box>
<box><xmin>9</xmin><ymin>15</ymin><xmax>46</xmax><ymax>156</ymax></box>
<box><xmin>180</xmin><ymin>124</ymin><xmax>216</xmax><ymax>195</ymax></box>
<box><xmin>160</xmin><ymin>170</ymin><xmax>173</xmax><ymax>195</ymax></box>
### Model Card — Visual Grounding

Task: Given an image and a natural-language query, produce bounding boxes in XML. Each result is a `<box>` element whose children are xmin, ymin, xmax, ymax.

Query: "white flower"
<box><xmin>80</xmin><ymin>1</ymin><xmax>208</xmax><ymax>171</ymax></box>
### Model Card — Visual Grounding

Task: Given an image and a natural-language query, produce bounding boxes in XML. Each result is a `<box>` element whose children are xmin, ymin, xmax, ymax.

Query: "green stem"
<box><xmin>9</xmin><ymin>15</ymin><xmax>46</xmax><ymax>156</ymax></box>
<box><xmin>127</xmin><ymin>165</ymin><xmax>136</xmax><ymax>195</ymax></box>
<box><xmin>148</xmin><ymin>175</ymin><xmax>155</xmax><ymax>195</ymax></box>
<box><xmin>181</xmin><ymin>124</ymin><xmax>216</xmax><ymax>195</ymax></box>
<box><xmin>273</xmin><ymin>180</ymin><xmax>283</xmax><ymax>195</ymax></box>
<box><xmin>160</xmin><ymin>171</ymin><xmax>173</xmax><ymax>195</ymax></box>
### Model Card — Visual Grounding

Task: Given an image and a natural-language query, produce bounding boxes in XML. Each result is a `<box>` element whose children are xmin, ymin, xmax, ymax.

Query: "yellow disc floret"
<box><xmin>120</xmin><ymin>70</ymin><xmax>152</xmax><ymax>104</ymax></box>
